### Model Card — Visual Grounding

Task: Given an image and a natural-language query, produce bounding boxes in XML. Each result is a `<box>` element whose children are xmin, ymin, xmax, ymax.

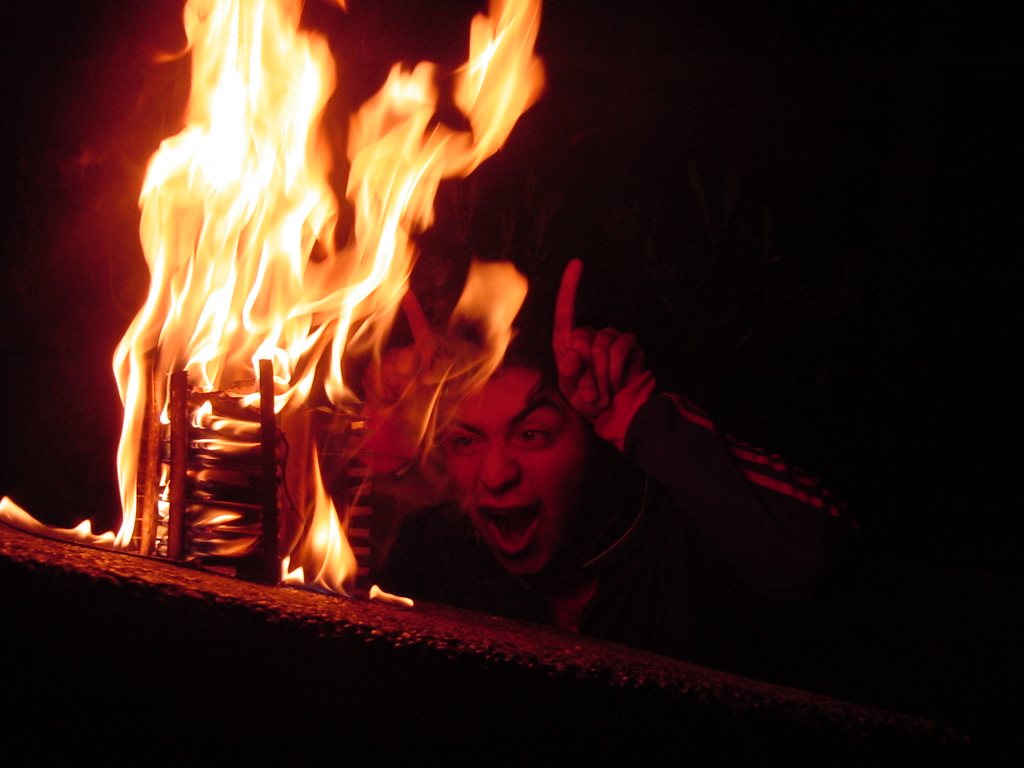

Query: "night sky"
<box><xmin>0</xmin><ymin>0</ymin><xmax>1020</xmax><ymax>745</ymax></box>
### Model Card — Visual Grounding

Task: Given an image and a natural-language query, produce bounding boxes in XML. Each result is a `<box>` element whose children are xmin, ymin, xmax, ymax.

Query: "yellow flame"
<box><xmin>334</xmin><ymin>0</ymin><xmax>545</xmax><ymax>400</ymax></box>
<box><xmin>0</xmin><ymin>497</ymin><xmax>117</xmax><ymax>547</ymax></box>
<box><xmin>451</xmin><ymin>261</ymin><xmax>530</xmax><ymax>373</ymax></box>
<box><xmin>281</xmin><ymin>446</ymin><xmax>357</xmax><ymax>595</ymax></box>
<box><xmin>113</xmin><ymin>0</ymin><xmax>344</xmax><ymax>549</ymax></box>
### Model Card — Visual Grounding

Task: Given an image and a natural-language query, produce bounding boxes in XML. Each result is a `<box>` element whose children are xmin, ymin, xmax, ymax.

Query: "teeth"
<box><xmin>495</xmin><ymin>511</ymin><xmax>535</xmax><ymax>543</ymax></box>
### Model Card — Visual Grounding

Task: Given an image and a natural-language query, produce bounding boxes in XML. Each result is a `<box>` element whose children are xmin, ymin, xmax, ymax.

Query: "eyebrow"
<box><xmin>450</xmin><ymin>420</ymin><xmax>486</xmax><ymax>437</ymax></box>
<box><xmin>450</xmin><ymin>396</ymin><xmax>567</xmax><ymax>438</ymax></box>
<box><xmin>510</xmin><ymin>396</ymin><xmax>566</xmax><ymax>432</ymax></box>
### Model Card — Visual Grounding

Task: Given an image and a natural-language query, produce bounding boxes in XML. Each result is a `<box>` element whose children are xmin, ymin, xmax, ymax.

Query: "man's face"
<box><xmin>442</xmin><ymin>367</ymin><xmax>589</xmax><ymax>576</ymax></box>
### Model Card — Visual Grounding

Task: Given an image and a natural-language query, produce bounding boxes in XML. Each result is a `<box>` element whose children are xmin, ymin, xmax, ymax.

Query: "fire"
<box><xmin>1</xmin><ymin>0</ymin><xmax>544</xmax><ymax>595</ymax></box>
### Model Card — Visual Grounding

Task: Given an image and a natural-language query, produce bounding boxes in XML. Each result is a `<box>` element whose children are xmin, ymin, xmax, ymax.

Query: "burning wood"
<box><xmin>141</xmin><ymin>364</ymin><xmax>281</xmax><ymax>581</ymax></box>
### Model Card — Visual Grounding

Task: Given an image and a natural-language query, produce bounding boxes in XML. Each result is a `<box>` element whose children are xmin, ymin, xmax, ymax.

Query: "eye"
<box><xmin>447</xmin><ymin>433</ymin><xmax>483</xmax><ymax>457</ymax></box>
<box><xmin>515</xmin><ymin>429</ymin><xmax>553</xmax><ymax>450</ymax></box>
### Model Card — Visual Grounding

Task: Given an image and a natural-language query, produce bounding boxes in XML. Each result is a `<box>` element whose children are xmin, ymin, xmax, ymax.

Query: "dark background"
<box><xmin>1</xmin><ymin>0</ymin><xmax>1020</xmax><ymax>753</ymax></box>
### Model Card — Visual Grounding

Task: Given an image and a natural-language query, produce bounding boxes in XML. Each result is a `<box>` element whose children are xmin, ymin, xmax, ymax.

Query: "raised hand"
<box><xmin>552</xmin><ymin>260</ymin><xmax>654</xmax><ymax>442</ymax></box>
<box><xmin>361</xmin><ymin>290</ymin><xmax>439</xmax><ymax>473</ymax></box>
<box><xmin>362</xmin><ymin>290</ymin><xmax>437</xmax><ymax>411</ymax></box>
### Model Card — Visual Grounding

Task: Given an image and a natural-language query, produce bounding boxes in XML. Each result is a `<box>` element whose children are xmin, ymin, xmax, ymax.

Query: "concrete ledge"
<box><xmin>1</xmin><ymin>523</ymin><xmax>973</xmax><ymax>764</ymax></box>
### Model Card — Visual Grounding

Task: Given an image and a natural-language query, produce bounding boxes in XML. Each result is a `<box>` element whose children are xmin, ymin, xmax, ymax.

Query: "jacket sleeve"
<box><xmin>623</xmin><ymin>393</ymin><xmax>855</xmax><ymax>601</ymax></box>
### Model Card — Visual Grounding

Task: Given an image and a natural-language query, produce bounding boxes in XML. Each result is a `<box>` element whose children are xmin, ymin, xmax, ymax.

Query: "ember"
<box><xmin>1</xmin><ymin>0</ymin><xmax>545</xmax><ymax>594</ymax></box>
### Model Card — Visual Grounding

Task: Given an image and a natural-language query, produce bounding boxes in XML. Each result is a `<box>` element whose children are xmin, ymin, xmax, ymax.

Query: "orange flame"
<box><xmin>99</xmin><ymin>0</ymin><xmax>541</xmax><ymax>593</ymax></box>
<box><xmin>280</xmin><ymin>444</ymin><xmax>357</xmax><ymax>595</ymax></box>
<box><xmin>1</xmin><ymin>0</ymin><xmax>543</xmax><ymax>593</ymax></box>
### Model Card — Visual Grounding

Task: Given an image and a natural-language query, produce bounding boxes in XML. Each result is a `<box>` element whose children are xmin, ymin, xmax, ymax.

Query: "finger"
<box><xmin>400</xmin><ymin>289</ymin><xmax>436</xmax><ymax>358</ymax></box>
<box><xmin>592</xmin><ymin>328</ymin><xmax>617</xmax><ymax>407</ymax></box>
<box><xmin>569</xmin><ymin>327</ymin><xmax>595</xmax><ymax>365</ymax></box>
<box><xmin>626</xmin><ymin>344</ymin><xmax>646</xmax><ymax>383</ymax></box>
<box><xmin>386</xmin><ymin>347</ymin><xmax>418</xmax><ymax>397</ymax></box>
<box><xmin>570</xmin><ymin>327</ymin><xmax>597</xmax><ymax>403</ymax></box>
<box><xmin>578</xmin><ymin>370</ymin><xmax>598</xmax><ymax>405</ymax></box>
<box><xmin>556</xmin><ymin>347</ymin><xmax>583</xmax><ymax>399</ymax></box>
<box><xmin>363</xmin><ymin>347</ymin><xmax>405</xmax><ymax>404</ymax></box>
<box><xmin>553</xmin><ymin>259</ymin><xmax>583</xmax><ymax>355</ymax></box>
<box><xmin>609</xmin><ymin>333</ymin><xmax>638</xmax><ymax>392</ymax></box>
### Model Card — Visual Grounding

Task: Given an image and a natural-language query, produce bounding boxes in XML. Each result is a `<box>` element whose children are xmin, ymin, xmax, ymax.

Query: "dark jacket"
<box><xmin>376</xmin><ymin>393</ymin><xmax>853</xmax><ymax>677</ymax></box>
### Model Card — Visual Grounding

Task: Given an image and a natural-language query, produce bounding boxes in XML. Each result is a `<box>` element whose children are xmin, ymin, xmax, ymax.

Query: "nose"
<box><xmin>478</xmin><ymin>445</ymin><xmax>521</xmax><ymax>496</ymax></box>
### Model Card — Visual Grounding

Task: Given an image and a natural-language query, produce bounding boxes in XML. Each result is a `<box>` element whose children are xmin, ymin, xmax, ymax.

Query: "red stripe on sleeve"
<box><xmin>666</xmin><ymin>393</ymin><xmax>717</xmax><ymax>432</ymax></box>
<box><xmin>731</xmin><ymin>446</ymin><xmax>821</xmax><ymax>491</ymax></box>
<box><xmin>664</xmin><ymin>393</ymin><xmax>847</xmax><ymax>520</ymax></box>
<box><xmin>731</xmin><ymin>445</ymin><xmax>789</xmax><ymax>470</ymax></box>
<box><xmin>741</xmin><ymin>469</ymin><xmax>838</xmax><ymax>512</ymax></box>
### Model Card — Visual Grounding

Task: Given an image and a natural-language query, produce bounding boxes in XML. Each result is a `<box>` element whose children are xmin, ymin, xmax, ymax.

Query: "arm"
<box><xmin>360</xmin><ymin>291</ymin><xmax>439</xmax><ymax>474</ymax></box>
<box><xmin>624</xmin><ymin>392</ymin><xmax>853</xmax><ymax>598</ymax></box>
<box><xmin>553</xmin><ymin>260</ymin><xmax>853</xmax><ymax>598</ymax></box>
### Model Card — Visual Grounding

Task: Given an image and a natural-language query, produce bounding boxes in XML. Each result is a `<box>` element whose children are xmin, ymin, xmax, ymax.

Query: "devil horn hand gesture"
<box><xmin>363</xmin><ymin>290</ymin><xmax>437</xmax><ymax>409</ymax></box>
<box><xmin>552</xmin><ymin>259</ymin><xmax>655</xmax><ymax>449</ymax></box>
<box><xmin>361</xmin><ymin>290</ymin><xmax>438</xmax><ymax>473</ymax></box>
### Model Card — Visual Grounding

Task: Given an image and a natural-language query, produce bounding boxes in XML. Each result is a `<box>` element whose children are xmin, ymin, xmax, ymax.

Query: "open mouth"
<box><xmin>478</xmin><ymin>505</ymin><xmax>540</xmax><ymax>558</ymax></box>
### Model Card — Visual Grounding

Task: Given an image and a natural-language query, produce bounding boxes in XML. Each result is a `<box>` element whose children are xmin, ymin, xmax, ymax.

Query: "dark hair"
<box><xmin>501</xmin><ymin>292</ymin><xmax>559</xmax><ymax>389</ymax></box>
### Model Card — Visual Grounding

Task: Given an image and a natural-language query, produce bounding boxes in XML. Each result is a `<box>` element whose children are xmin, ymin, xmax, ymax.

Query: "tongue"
<box><xmin>497</xmin><ymin>509</ymin><xmax>534</xmax><ymax>534</ymax></box>
<box><xmin>491</xmin><ymin>509</ymin><xmax>537</xmax><ymax>553</ymax></box>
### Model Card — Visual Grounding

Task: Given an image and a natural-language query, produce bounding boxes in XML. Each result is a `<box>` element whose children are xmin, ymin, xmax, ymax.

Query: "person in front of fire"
<box><xmin>372</xmin><ymin>259</ymin><xmax>853</xmax><ymax>680</ymax></box>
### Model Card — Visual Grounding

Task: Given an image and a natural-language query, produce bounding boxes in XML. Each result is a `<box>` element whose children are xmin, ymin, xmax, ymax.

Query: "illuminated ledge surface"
<box><xmin>1</xmin><ymin>523</ymin><xmax>972</xmax><ymax>764</ymax></box>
